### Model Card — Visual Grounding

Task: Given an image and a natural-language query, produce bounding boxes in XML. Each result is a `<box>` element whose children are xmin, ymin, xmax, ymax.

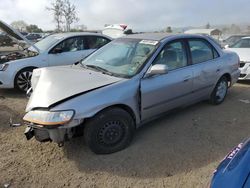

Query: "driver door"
<box><xmin>140</xmin><ymin>40</ymin><xmax>194</xmax><ymax>120</ymax></box>
<box><xmin>48</xmin><ymin>36</ymin><xmax>89</xmax><ymax>66</ymax></box>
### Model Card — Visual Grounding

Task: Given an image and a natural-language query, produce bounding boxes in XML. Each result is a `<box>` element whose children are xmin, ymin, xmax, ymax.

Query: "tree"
<box><xmin>166</xmin><ymin>26</ymin><xmax>172</xmax><ymax>33</ymax></box>
<box><xmin>11</xmin><ymin>20</ymin><xmax>28</xmax><ymax>31</ymax></box>
<box><xmin>26</xmin><ymin>25</ymin><xmax>43</xmax><ymax>33</ymax></box>
<box><xmin>62</xmin><ymin>0</ymin><xmax>79</xmax><ymax>32</ymax></box>
<box><xmin>46</xmin><ymin>0</ymin><xmax>64</xmax><ymax>31</ymax></box>
<box><xmin>206</xmin><ymin>22</ymin><xmax>211</xmax><ymax>29</ymax></box>
<box><xmin>46</xmin><ymin>0</ymin><xmax>79</xmax><ymax>32</ymax></box>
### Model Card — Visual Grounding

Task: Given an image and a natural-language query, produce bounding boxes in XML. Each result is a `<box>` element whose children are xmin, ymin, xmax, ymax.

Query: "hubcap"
<box><xmin>98</xmin><ymin>120</ymin><xmax>125</xmax><ymax>146</ymax></box>
<box><xmin>16</xmin><ymin>71</ymin><xmax>32</xmax><ymax>91</ymax></box>
<box><xmin>216</xmin><ymin>80</ymin><xmax>227</xmax><ymax>102</ymax></box>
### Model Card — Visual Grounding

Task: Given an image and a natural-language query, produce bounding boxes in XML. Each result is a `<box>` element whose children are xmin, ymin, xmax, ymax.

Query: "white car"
<box><xmin>226</xmin><ymin>37</ymin><xmax>250</xmax><ymax>80</ymax></box>
<box><xmin>0</xmin><ymin>20</ymin><xmax>112</xmax><ymax>91</ymax></box>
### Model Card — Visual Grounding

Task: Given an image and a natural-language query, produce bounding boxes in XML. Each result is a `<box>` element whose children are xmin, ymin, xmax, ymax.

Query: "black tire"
<box><xmin>84</xmin><ymin>108</ymin><xmax>135</xmax><ymax>154</ymax></box>
<box><xmin>210</xmin><ymin>76</ymin><xmax>228</xmax><ymax>105</ymax></box>
<box><xmin>14</xmin><ymin>67</ymin><xmax>34</xmax><ymax>92</ymax></box>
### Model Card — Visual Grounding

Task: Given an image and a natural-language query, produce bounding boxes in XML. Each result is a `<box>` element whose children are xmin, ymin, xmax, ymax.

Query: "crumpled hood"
<box><xmin>26</xmin><ymin>65</ymin><xmax>123</xmax><ymax>111</ymax></box>
<box><xmin>227</xmin><ymin>48</ymin><xmax>250</xmax><ymax>62</ymax></box>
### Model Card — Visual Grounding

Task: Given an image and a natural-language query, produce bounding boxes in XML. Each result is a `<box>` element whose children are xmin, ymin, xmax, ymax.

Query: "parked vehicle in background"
<box><xmin>25</xmin><ymin>33</ymin><xmax>42</xmax><ymax>42</ymax></box>
<box><xmin>23</xmin><ymin>33</ymin><xmax>240</xmax><ymax>154</ymax></box>
<box><xmin>221</xmin><ymin>35</ymin><xmax>249</xmax><ymax>47</ymax></box>
<box><xmin>0</xmin><ymin>20</ymin><xmax>112</xmax><ymax>91</ymax></box>
<box><xmin>210</xmin><ymin>138</ymin><xmax>250</xmax><ymax>188</ymax></box>
<box><xmin>20</xmin><ymin>32</ymin><xmax>28</xmax><ymax>36</ymax></box>
<box><xmin>226</xmin><ymin>37</ymin><xmax>250</xmax><ymax>80</ymax></box>
<box><xmin>102</xmin><ymin>24</ymin><xmax>128</xmax><ymax>38</ymax></box>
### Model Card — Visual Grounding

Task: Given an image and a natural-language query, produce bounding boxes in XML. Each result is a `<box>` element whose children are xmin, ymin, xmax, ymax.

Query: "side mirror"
<box><xmin>146</xmin><ymin>64</ymin><xmax>168</xmax><ymax>77</ymax></box>
<box><xmin>52</xmin><ymin>48</ymin><xmax>63</xmax><ymax>54</ymax></box>
<box><xmin>224</xmin><ymin>44</ymin><xmax>229</xmax><ymax>49</ymax></box>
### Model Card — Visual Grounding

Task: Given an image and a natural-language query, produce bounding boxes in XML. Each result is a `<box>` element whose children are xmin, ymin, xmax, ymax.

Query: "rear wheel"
<box><xmin>84</xmin><ymin>108</ymin><xmax>135</xmax><ymax>154</ymax></box>
<box><xmin>210</xmin><ymin>76</ymin><xmax>228</xmax><ymax>105</ymax></box>
<box><xmin>14</xmin><ymin>68</ymin><xmax>34</xmax><ymax>92</ymax></box>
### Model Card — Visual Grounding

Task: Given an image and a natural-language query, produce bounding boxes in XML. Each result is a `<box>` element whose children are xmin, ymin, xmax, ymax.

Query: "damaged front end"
<box><xmin>23</xmin><ymin>110</ymin><xmax>83</xmax><ymax>146</ymax></box>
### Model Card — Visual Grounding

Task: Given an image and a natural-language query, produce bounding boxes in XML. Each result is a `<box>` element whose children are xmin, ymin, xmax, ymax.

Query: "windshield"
<box><xmin>33</xmin><ymin>35</ymin><xmax>62</xmax><ymax>52</ymax></box>
<box><xmin>230</xmin><ymin>38</ymin><xmax>250</xmax><ymax>48</ymax></box>
<box><xmin>81</xmin><ymin>38</ymin><xmax>158</xmax><ymax>78</ymax></box>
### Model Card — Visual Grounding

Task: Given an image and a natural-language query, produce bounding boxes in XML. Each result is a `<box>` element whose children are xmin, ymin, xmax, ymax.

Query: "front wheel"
<box><xmin>210</xmin><ymin>76</ymin><xmax>228</xmax><ymax>105</ymax></box>
<box><xmin>14</xmin><ymin>68</ymin><xmax>34</xmax><ymax>92</ymax></box>
<box><xmin>84</xmin><ymin>108</ymin><xmax>135</xmax><ymax>154</ymax></box>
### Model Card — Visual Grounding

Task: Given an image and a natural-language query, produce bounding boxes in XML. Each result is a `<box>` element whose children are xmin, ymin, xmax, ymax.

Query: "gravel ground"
<box><xmin>0</xmin><ymin>82</ymin><xmax>250</xmax><ymax>188</ymax></box>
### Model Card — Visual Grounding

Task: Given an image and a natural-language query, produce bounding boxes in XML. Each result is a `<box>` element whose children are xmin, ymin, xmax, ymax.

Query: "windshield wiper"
<box><xmin>84</xmin><ymin>64</ymin><xmax>115</xmax><ymax>76</ymax></box>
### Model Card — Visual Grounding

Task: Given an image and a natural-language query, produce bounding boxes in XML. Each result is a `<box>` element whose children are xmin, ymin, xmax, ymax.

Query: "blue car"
<box><xmin>210</xmin><ymin>138</ymin><xmax>250</xmax><ymax>188</ymax></box>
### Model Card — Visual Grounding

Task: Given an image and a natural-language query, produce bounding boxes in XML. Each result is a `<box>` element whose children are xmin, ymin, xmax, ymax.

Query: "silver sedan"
<box><xmin>23</xmin><ymin>33</ymin><xmax>240</xmax><ymax>154</ymax></box>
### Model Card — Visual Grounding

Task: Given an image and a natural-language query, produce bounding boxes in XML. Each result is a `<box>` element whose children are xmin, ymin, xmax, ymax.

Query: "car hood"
<box><xmin>26</xmin><ymin>65</ymin><xmax>123</xmax><ymax>111</ymax></box>
<box><xmin>0</xmin><ymin>20</ymin><xmax>40</xmax><ymax>53</ymax></box>
<box><xmin>227</xmin><ymin>48</ymin><xmax>250</xmax><ymax>62</ymax></box>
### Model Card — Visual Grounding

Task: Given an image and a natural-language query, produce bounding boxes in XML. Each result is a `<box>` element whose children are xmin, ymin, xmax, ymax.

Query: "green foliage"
<box><xmin>26</xmin><ymin>25</ymin><xmax>43</xmax><ymax>33</ymax></box>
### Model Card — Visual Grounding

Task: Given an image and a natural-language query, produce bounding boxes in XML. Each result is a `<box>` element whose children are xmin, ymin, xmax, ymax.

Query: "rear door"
<box><xmin>140</xmin><ymin>40</ymin><xmax>194</xmax><ymax>120</ymax></box>
<box><xmin>187</xmin><ymin>38</ymin><xmax>221</xmax><ymax>99</ymax></box>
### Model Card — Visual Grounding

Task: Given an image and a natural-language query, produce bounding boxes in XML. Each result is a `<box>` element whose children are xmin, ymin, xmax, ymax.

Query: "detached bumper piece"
<box><xmin>24</xmin><ymin>126</ymin><xmax>34</xmax><ymax>140</ymax></box>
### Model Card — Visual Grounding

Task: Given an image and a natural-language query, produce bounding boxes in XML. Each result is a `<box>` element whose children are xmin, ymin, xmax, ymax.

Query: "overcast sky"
<box><xmin>0</xmin><ymin>0</ymin><xmax>249</xmax><ymax>31</ymax></box>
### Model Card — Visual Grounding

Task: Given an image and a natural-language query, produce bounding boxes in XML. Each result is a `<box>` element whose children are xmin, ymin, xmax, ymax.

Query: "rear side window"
<box><xmin>188</xmin><ymin>39</ymin><xmax>218</xmax><ymax>64</ymax></box>
<box><xmin>86</xmin><ymin>36</ymin><xmax>110</xmax><ymax>49</ymax></box>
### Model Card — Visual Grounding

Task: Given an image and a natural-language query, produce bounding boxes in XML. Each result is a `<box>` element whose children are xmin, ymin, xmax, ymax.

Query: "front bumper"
<box><xmin>24</xmin><ymin>124</ymin><xmax>70</xmax><ymax>143</ymax></box>
<box><xmin>24</xmin><ymin>119</ymin><xmax>83</xmax><ymax>144</ymax></box>
<box><xmin>238</xmin><ymin>62</ymin><xmax>250</xmax><ymax>80</ymax></box>
<box><xmin>0</xmin><ymin>70</ymin><xmax>14</xmax><ymax>88</ymax></box>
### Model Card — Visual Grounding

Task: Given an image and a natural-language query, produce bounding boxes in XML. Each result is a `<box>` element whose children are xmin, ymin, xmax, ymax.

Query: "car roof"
<box><xmin>122</xmin><ymin>33</ymin><xmax>208</xmax><ymax>42</ymax></box>
<box><xmin>51</xmin><ymin>32</ymin><xmax>111</xmax><ymax>39</ymax></box>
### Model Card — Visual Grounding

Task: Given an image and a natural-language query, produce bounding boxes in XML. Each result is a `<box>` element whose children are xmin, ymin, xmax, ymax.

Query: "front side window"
<box><xmin>188</xmin><ymin>39</ymin><xmax>214</xmax><ymax>64</ymax></box>
<box><xmin>34</xmin><ymin>35</ymin><xmax>62</xmax><ymax>53</ymax></box>
<box><xmin>52</xmin><ymin>37</ymin><xmax>87</xmax><ymax>53</ymax></box>
<box><xmin>153</xmin><ymin>41</ymin><xmax>187</xmax><ymax>71</ymax></box>
<box><xmin>80</xmin><ymin>38</ymin><xmax>158</xmax><ymax>77</ymax></box>
<box><xmin>230</xmin><ymin>39</ymin><xmax>250</xmax><ymax>48</ymax></box>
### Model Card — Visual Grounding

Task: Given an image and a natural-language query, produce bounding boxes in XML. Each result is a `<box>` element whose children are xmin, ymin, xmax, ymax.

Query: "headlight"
<box><xmin>0</xmin><ymin>63</ymin><xmax>9</xmax><ymax>71</ymax></box>
<box><xmin>23</xmin><ymin>110</ymin><xmax>74</xmax><ymax>126</ymax></box>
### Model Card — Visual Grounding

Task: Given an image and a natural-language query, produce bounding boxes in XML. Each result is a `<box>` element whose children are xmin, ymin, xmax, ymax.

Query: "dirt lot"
<box><xmin>1</xmin><ymin>82</ymin><xmax>250</xmax><ymax>188</ymax></box>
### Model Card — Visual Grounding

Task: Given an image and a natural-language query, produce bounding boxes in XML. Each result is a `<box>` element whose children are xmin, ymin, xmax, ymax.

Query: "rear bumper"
<box><xmin>231</xmin><ymin>69</ymin><xmax>240</xmax><ymax>85</ymax></box>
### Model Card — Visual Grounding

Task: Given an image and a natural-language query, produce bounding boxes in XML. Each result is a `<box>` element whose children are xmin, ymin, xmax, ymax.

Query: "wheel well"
<box><xmin>222</xmin><ymin>73</ymin><xmax>232</xmax><ymax>86</ymax></box>
<box><xmin>85</xmin><ymin>104</ymin><xmax>137</xmax><ymax>124</ymax></box>
<box><xmin>14</xmin><ymin>66</ymin><xmax>38</xmax><ymax>86</ymax></box>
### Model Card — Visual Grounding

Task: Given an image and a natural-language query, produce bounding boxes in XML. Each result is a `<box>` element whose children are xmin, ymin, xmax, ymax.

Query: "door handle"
<box><xmin>216</xmin><ymin>69</ymin><xmax>220</xmax><ymax>72</ymax></box>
